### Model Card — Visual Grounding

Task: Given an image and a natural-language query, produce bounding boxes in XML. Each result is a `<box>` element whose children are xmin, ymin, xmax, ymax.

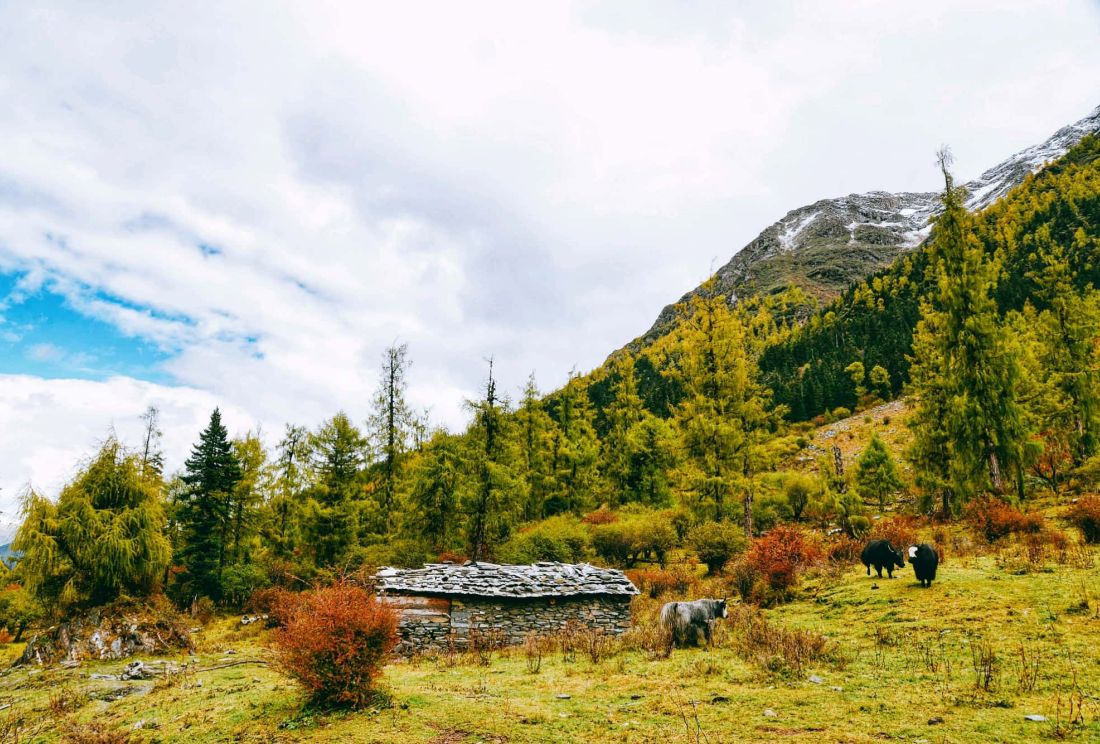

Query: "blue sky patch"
<box><xmin>0</xmin><ymin>271</ymin><xmax>175</xmax><ymax>382</ymax></box>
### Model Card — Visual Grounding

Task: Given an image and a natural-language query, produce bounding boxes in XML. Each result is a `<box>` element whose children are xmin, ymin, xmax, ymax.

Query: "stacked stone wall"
<box><xmin>383</xmin><ymin>594</ymin><xmax>632</xmax><ymax>652</ymax></box>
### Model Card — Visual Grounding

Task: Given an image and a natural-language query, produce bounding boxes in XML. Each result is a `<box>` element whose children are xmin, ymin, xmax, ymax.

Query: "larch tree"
<box><xmin>601</xmin><ymin>355</ymin><xmax>647</xmax><ymax>507</ymax></box>
<box><xmin>369</xmin><ymin>343</ymin><xmax>413</xmax><ymax>515</ymax></box>
<box><xmin>266</xmin><ymin>424</ymin><xmax>309</xmax><ymax>557</ymax></box>
<box><xmin>408</xmin><ymin>431</ymin><xmax>462</xmax><ymax>552</ymax></box>
<box><xmin>138</xmin><ymin>405</ymin><xmax>164</xmax><ymax>483</ymax></box>
<box><xmin>463</xmin><ymin>359</ymin><xmax>520</xmax><ymax>561</ymax></box>
<box><xmin>854</xmin><ymin>433</ymin><xmax>904</xmax><ymax>510</ymax></box>
<box><xmin>14</xmin><ymin>438</ymin><xmax>170</xmax><ymax>614</ymax></box>
<box><xmin>546</xmin><ymin>373</ymin><xmax>600</xmax><ymax>516</ymax></box>
<box><xmin>1030</xmin><ymin>242</ymin><xmax>1100</xmax><ymax>467</ymax></box>
<box><xmin>513</xmin><ymin>373</ymin><xmax>555</xmax><ymax>520</ymax></box>
<box><xmin>664</xmin><ymin>280</ymin><xmax>781</xmax><ymax>534</ymax></box>
<box><xmin>179</xmin><ymin>408</ymin><xmax>241</xmax><ymax>601</ymax></box>
<box><xmin>307</xmin><ymin>412</ymin><xmax>368</xmax><ymax>566</ymax></box>
<box><xmin>907</xmin><ymin>149</ymin><xmax>1030</xmax><ymax>512</ymax></box>
<box><xmin>228</xmin><ymin>432</ymin><xmax>269</xmax><ymax>565</ymax></box>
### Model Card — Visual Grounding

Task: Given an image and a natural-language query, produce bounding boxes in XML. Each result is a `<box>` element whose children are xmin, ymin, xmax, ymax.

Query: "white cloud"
<box><xmin>0</xmin><ymin>374</ymin><xmax>258</xmax><ymax>541</ymax></box>
<box><xmin>0</xmin><ymin>0</ymin><xmax>1098</xmax><ymax>528</ymax></box>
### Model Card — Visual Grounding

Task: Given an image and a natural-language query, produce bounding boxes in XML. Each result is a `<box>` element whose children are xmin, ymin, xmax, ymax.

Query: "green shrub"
<box><xmin>498</xmin><ymin>516</ymin><xmax>589</xmax><ymax>564</ymax></box>
<box><xmin>591</xmin><ymin>514</ymin><xmax>675</xmax><ymax>567</ymax></box>
<box><xmin>220</xmin><ymin>563</ymin><xmax>271</xmax><ymax>609</ymax></box>
<box><xmin>686</xmin><ymin>521</ymin><xmax>747</xmax><ymax>574</ymax></box>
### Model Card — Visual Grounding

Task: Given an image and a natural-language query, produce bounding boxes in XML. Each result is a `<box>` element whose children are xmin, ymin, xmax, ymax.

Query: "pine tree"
<box><xmin>15</xmin><ymin>438</ymin><xmax>170</xmax><ymax>613</ymax></box>
<box><xmin>369</xmin><ymin>343</ymin><xmax>413</xmax><ymax>515</ymax></box>
<box><xmin>855</xmin><ymin>433</ymin><xmax>904</xmax><ymax>510</ymax></box>
<box><xmin>907</xmin><ymin>150</ymin><xmax>1030</xmax><ymax>512</ymax></box>
<box><xmin>179</xmin><ymin>408</ymin><xmax>241</xmax><ymax>600</ymax></box>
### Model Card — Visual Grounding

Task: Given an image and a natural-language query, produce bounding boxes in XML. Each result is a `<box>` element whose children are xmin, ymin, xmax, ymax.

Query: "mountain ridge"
<box><xmin>628</xmin><ymin>104</ymin><xmax>1100</xmax><ymax>351</ymax></box>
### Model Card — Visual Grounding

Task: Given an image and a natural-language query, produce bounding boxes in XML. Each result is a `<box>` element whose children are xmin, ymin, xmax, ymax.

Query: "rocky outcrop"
<box><xmin>14</xmin><ymin>601</ymin><xmax>193</xmax><ymax>667</ymax></box>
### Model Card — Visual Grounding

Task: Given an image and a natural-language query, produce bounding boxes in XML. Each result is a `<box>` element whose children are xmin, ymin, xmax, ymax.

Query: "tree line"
<box><xmin>8</xmin><ymin>136</ymin><xmax>1099</xmax><ymax>620</ymax></box>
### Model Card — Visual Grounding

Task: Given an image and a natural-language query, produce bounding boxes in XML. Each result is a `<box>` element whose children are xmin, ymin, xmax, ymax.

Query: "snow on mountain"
<box><xmin>631</xmin><ymin>104</ymin><xmax>1100</xmax><ymax>349</ymax></box>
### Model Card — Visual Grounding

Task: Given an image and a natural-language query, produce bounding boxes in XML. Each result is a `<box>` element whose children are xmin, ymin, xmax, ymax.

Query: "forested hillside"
<box><xmin>759</xmin><ymin>134</ymin><xmax>1100</xmax><ymax>421</ymax></box>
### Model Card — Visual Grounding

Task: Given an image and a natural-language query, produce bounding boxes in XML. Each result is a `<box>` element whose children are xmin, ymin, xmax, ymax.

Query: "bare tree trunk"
<box><xmin>832</xmin><ymin>445</ymin><xmax>845</xmax><ymax>491</ymax></box>
<box><xmin>988</xmin><ymin>451</ymin><xmax>1004</xmax><ymax>494</ymax></box>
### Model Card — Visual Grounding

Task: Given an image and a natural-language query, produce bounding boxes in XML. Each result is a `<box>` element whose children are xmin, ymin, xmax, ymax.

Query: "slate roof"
<box><xmin>376</xmin><ymin>561</ymin><xmax>638</xmax><ymax>599</ymax></box>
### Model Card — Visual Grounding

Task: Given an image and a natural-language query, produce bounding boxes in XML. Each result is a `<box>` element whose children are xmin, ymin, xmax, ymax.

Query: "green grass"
<box><xmin>5</xmin><ymin>540</ymin><xmax>1100</xmax><ymax>743</ymax></box>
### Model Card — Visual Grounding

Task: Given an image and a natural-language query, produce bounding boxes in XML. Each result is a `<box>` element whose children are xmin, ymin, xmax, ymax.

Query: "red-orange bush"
<box><xmin>824</xmin><ymin>535</ymin><xmax>863</xmax><ymax>564</ymax></box>
<box><xmin>274</xmin><ymin>581</ymin><xmax>398</xmax><ymax>708</ymax></box>
<box><xmin>1067</xmin><ymin>496</ymin><xmax>1100</xmax><ymax>544</ymax></box>
<box><xmin>868</xmin><ymin>516</ymin><xmax>919</xmax><ymax>553</ymax></box>
<box><xmin>436</xmin><ymin>551</ymin><xmax>468</xmax><ymax>564</ymax></box>
<box><xmin>746</xmin><ymin>525</ymin><xmax>824</xmax><ymax>593</ymax></box>
<box><xmin>625</xmin><ymin>566</ymin><xmax>699</xmax><ymax>599</ymax></box>
<box><xmin>965</xmin><ymin>496</ymin><xmax>1045</xmax><ymax>543</ymax></box>
<box><xmin>246</xmin><ymin>586</ymin><xmax>297</xmax><ymax>628</ymax></box>
<box><xmin>582</xmin><ymin>506</ymin><xmax>618</xmax><ymax>525</ymax></box>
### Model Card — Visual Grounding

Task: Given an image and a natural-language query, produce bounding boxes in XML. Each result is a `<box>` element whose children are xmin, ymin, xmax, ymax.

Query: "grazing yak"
<box><xmin>909</xmin><ymin>543</ymin><xmax>939</xmax><ymax>587</ymax></box>
<box><xmin>861</xmin><ymin>539</ymin><xmax>906</xmax><ymax>578</ymax></box>
<box><xmin>659</xmin><ymin>598</ymin><xmax>728</xmax><ymax>648</ymax></box>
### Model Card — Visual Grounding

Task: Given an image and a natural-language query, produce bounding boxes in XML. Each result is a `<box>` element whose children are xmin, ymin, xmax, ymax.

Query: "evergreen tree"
<box><xmin>1029</xmin><ymin>243</ymin><xmax>1100</xmax><ymax>467</ymax></box>
<box><xmin>464</xmin><ymin>359</ymin><xmax>520</xmax><ymax>561</ymax></box>
<box><xmin>855</xmin><ymin>433</ymin><xmax>904</xmax><ymax>510</ymax></box>
<box><xmin>907</xmin><ymin>150</ymin><xmax>1030</xmax><ymax>512</ymax></box>
<box><xmin>601</xmin><ymin>355</ymin><xmax>647</xmax><ymax>507</ymax></box>
<box><xmin>179</xmin><ymin>408</ymin><xmax>241</xmax><ymax>600</ymax></box>
<box><xmin>513</xmin><ymin>373</ymin><xmax>555</xmax><ymax>520</ymax></box>
<box><xmin>408</xmin><ymin>431</ymin><xmax>462</xmax><ymax>551</ymax></box>
<box><xmin>228</xmin><ymin>432</ymin><xmax>269</xmax><ymax>564</ymax></box>
<box><xmin>14</xmin><ymin>438</ymin><xmax>170</xmax><ymax>613</ymax></box>
<box><xmin>664</xmin><ymin>280</ymin><xmax>783</xmax><ymax>533</ymax></box>
<box><xmin>306</xmin><ymin>413</ymin><xmax>368</xmax><ymax>566</ymax></box>
<box><xmin>266</xmin><ymin>424</ymin><xmax>309</xmax><ymax>557</ymax></box>
<box><xmin>369</xmin><ymin>343</ymin><xmax>413</xmax><ymax>514</ymax></box>
<box><xmin>546</xmin><ymin>373</ymin><xmax>600</xmax><ymax>515</ymax></box>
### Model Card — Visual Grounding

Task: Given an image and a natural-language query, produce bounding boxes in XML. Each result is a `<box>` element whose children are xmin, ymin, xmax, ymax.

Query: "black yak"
<box><xmin>659</xmin><ymin>598</ymin><xmax>727</xmax><ymax>648</ymax></box>
<box><xmin>861</xmin><ymin>539</ymin><xmax>905</xmax><ymax>578</ymax></box>
<box><xmin>908</xmin><ymin>543</ymin><xmax>939</xmax><ymax>587</ymax></box>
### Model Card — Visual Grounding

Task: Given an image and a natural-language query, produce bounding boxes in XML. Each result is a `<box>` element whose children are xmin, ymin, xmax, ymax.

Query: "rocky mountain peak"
<box><xmin>631</xmin><ymin>104</ymin><xmax>1100</xmax><ymax>350</ymax></box>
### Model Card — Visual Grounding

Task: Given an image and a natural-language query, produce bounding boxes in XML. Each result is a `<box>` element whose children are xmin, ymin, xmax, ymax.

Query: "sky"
<box><xmin>1</xmin><ymin>0</ymin><xmax>1098</xmax><ymax>536</ymax></box>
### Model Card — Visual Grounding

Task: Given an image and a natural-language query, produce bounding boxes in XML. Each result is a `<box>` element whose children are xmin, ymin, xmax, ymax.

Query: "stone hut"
<box><xmin>376</xmin><ymin>561</ymin><xmax>638</xmax><ymax>651</ymax></box>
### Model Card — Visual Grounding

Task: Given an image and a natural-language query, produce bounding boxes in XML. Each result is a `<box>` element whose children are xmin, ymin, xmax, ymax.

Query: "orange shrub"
<box><xmin>274</xmin><ymin>581</ymin><xmax>398</xmax><ymax>708</ymax></box>
<box><xmin>436</xmin><ymin>551</ymin><xmax>468</xmax><ymax>564</ymax></box>
<box><xmin>746</xmin><ymin>525</ymin><xmax>824</xmax><ymax>593</ymax></box>
<box><xmin>965</xmin><ymin>496</ymin><xmax>1045</xmax><ymax>543</ymax></box>
<box><xmin>1067</xmin><ymin>496</ymin><xmax>1100</xmax><ymax>544</ymax></box>
<box><xmin>582</xmin><ymin>506</ymin><xmax>618</xmax><ymax>525</ymax></box>
<box><xmin>868</xmin><ymin>516</ymin><xmax>919</xmax><ymax>554</ymax></box>
<box><xmin>246</xmin><ymin>586</ymin><xmax>297</xmax><ymax>628</ymax></box>
<box><xmin>824</xmin><ymin>535</ymin><xmax>863</xmax><ymax>564</ymax></box>
<box><xmin>625</xmin><ymin>566</ymin><xmax>699</xmax><ymax>599</ymax></box>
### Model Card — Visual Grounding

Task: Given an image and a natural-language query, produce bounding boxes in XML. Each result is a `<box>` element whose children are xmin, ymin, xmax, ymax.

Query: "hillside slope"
<box><xmin>632</xmin><ymin>104</ymin><xmax>1100</xmax><ymax>350</ymax></box>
